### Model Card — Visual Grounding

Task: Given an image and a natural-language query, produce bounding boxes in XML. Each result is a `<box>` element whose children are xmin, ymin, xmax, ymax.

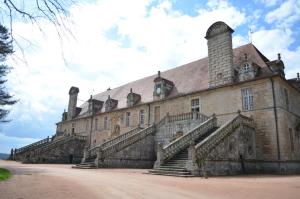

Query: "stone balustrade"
<box><xmin>195</xmin><ymin>113</ymin><xmax>254</xmax><ymax>162</ymax></box>
<box><xmin>15</xmin><ymin>137</ymin><xmax>52</xmax><ymax>154</ymax></box>
<box><xmin>154</xmin><ymin>115</ymin><xmax>216</xmax><ymax>168</ymax></box>
<box><xmin>89</xmin><ymin>127</ymin><xmax>142</xmax><ymax>156</ymax></box>
<box><xmin>101</xmin><ymin>125</ymin><xmax>155</xmax><ymax>158</ymax></box>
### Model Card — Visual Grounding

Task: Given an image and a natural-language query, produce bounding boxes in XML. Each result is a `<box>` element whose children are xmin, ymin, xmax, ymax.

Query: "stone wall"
<box><xmin>199</xmin><ymin>125</ymin><xmax>257</xmax><ymax>176</ymax></box>
<box><xmin>97</xmin><ymin>134</ymin><xmax>155</xmax><ymax>168</ymax></box>
<box><xmin>16</xmin><ymin>135</ymin><xmax>86</xmax><ymax>164</ymax></box>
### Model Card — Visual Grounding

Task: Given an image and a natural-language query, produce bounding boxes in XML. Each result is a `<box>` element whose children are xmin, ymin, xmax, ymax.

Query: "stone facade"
<box><xmin>15</xmin><ymin>21</ymin><xmax>300</xmax><ymax>176</ymax></box>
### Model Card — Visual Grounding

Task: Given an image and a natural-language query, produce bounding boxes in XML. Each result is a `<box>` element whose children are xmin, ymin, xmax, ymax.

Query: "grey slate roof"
<box><xmin>77</xmin><ymin>43</ymin><xmax>272</xmax><ymax>117</ymax></box>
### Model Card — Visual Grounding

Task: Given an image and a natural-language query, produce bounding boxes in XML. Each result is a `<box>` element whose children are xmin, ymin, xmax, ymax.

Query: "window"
<box><xmin>71</xmin><ymin>123</ymin><xmax>75</xmax><ymax>134</ymax></box>
<box><xmin>139</xmin><ymin>110</ymin><xmax>145</xmax><ymax>126</ymax></box>
<box><xmin>242</xmin><ymin>88</ymin><xmax>254</xmax><ymax>111</ymax></box>
<box><xmin>243</xmin><ymin>63</ymin><xmax>251</xmax><ymax>72</ymax></box>
<box><xmin>191</xmin><ymin>99</ymin><xmax>200</xmax><ymax>113</ymax></box>
<box><xmin>289</xmin><ymin>128</ymin><xmax>294</xmax><ymax>153</ymax></box>
<box><xmin>284</xmin><ymin>88</ymin><xmax>289</xmax><ymax>110</ymax></box>
<box><xmin>86</xmin><ymin>120</ymin><xmax>89</xmax><ymax>131</ymax></box>
<box><xmin>95</xmin><ymin>118</ymin><xmax>98</xmax><ymax>130</ymax></box>
<box><xmin>104</xmin><ymin>116</ymin><xmax>108</xmax><ymax>130</ymax></box>
<box><xmin>126</xmin><ymin>112</ymin><xmax>130</xmax><ymax>127</ymax></box>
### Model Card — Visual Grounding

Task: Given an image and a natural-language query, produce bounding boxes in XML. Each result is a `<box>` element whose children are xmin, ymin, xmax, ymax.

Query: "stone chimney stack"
<box><xmin>67</xmin><ymin>86</ymin><xmax>79</xmax><ymax>120</ymax></box>
<box><xmin>205</xmin><ymin>21</ymin><xmax>234</xmax><ymax>88</ymax></box>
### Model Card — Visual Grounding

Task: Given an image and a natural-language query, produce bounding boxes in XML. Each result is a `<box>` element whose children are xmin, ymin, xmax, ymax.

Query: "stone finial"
<box><xmin>212</xmin><ymin>113</ymin><xmax>216</xmax><ymax>118</ymax></box>
<box><xmin>90</xmin><ymin>95</ymin><xmax>92</xmax><ymax>100</ymax></box>
<box><xmin>130</xmin><ymin>88</ymin><xmax>133</xmax><ymax>93</ymax></box>
<box><xmin>237</xmin><ymin>109</ymin><xmax>241</xmax><ymax>114</ymax></box>
<box><xmin>297</xmin><ymin>73</ymin><xmax>299</xmax><ymax>81</ymax></box>
<box><xmin>158</xmin><ymin>71</ymin><xmax>161</xmax><ymax>77</ymax></box>
<box><xmin>278</xmin><ymin>53</ymin><xmax>281</xmax><ymax>60</ymax></box>
<box><xmin>107</xmin><ymin>87</ymin><xmax>111</xmax><ymax>91</ymax></box>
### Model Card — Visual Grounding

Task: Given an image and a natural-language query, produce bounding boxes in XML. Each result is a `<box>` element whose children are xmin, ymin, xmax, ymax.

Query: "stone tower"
<box><xmin>205</xmin><ymin>21</ymin><xmax>234</xmax><ymax>88</ymax></box>
<box><xmin>67</xmin><ymin>86</ymin><xmax>79</xmax><ymax>120</ymax></box>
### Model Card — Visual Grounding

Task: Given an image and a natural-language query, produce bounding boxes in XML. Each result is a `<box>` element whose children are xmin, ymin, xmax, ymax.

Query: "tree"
<box><xmin>1</xmin><ymin>0</ymin><xmax>75</xmax><ymax>47</ymax></box>
<box><xmin>0</xmin><ymin>24</ymin><xmax>17</xmax><ymax>122</ymax></box>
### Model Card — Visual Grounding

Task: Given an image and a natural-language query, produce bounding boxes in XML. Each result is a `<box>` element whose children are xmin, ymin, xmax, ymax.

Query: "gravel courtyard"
<box><xmin>0</xmin><ymin>160</ymin><xmax>300</xmax><ymax>199</ymax></box>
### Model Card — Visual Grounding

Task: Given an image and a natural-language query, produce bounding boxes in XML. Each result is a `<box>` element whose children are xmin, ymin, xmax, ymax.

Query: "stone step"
<box><xmin>149</xmin><ymin>173</ymin><xmax>195</xmax><ymax>177</ymax></box>
<box><xmin>154</xmin><ymin>167</ymin><xmax>187</xmax><ymax>172</ymax></box>
<box><xmin>159</xmin><ymin>165</ymin><xmax>186</xmax><ymax>169</ymax></box>
<box><xmin>72</xmin><ymin>164</ymin><xmax>96</xmax><ymax>169</ymax></box>
<box><xmin>149</xmin><ymin>170</ymin><xmax>193</xmax><ymax>177</ymax></box>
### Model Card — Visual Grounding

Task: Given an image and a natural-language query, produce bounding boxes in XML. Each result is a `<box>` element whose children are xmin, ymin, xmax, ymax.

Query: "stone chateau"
<box><xmin>13</xmin><ymin>21</ymin><xmax>300</xmax><ymax>176</ymax></box>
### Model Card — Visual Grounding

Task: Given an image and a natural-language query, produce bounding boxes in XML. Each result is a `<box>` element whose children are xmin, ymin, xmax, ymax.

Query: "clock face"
<box><xmin>156</xmin><ymin>87</ymin><xmax>161</xmax><ymax>95</ymax></box>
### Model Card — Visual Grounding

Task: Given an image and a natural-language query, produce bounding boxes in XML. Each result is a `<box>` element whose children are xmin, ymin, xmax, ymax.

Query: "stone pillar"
<box><xmin>81</xmin><ymin>147</ymin><xmax>88</xmax><ymax>163</ymax></box>
<box><xmin>205</xmin><ymin>21</ymin><xmax>234</xmax><ymax>88</ymax></box>
<box><xmin>95</xmin><ymin>148</ymin><xmax>103</xmax><ymax>168</ymax></box>
<box><xmin>67</xmin><ymin>86</ymin><xmax>79</xmax><ymax>120</ymax></box>
<box><xmin>154</xmin><ymin>143</ymin><xmax>164</xmax><ymax>169</ymax></box>
<box><xmin>186</xmin><ymin>141</ymin><xmax>199</xmax><ymax>176</ymax></box>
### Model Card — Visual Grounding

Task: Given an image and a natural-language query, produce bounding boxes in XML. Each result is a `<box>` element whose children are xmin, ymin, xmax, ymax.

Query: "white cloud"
<box><xmin>265</xmin><ymin>0</ymin><xmax>300</xmax><ymax>28</ymax></box>
<box><xmin>3</xmin><ymin>0</ymin><xmax>299</xmax><ymax>147</ymax></box>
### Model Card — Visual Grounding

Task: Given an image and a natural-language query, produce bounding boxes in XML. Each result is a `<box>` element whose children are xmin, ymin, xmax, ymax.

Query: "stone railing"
<box><xmin>15</xmin><ymin>137</ymin><xmax>52</xmax><ymax>154</ymax></box>
<box><xmin>157</xmin><ymin>115</ymin><xmax>217</xmax><ymax>164</ymax></box>
<box><xmin>89</xmin><ymin>125</ymin><xmax>155</xmax><ymax>161</ymax></box>
<box><xmin>34</xmin><ymin>134</ymin><xmax>87</xmax><ymax>153</ymax></box>
<box><xmin>101</xmin><ymin>125</ymin><xmax>155</xmax><ymax>158</ymax></box>
<box><xmin>88</xmin><ymin>127</ymin><xmax>142</xmax><ymax>156</ymax></box>
<box><xmin>195</xmin><ymin>113</ymin><xmax>254</xmax><ymax>162</ymax></box>
<box><xmin>166</xmin><ymin>112</ymin><xmax>208</xmax><ymax>123</ymax></box>
<box><xmin>156</xmin><ymin>112</ymin><xmax>209</xmax><ymax>128</ymax></box>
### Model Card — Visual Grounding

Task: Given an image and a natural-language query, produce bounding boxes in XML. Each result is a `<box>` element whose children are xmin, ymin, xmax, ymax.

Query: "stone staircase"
<box><xmin>149</xmin><ymin>149</ymin><xmax>194</xmax><ymax>177</ymax></box>
<box><xmin>73</xmin><ymin>157</ymin><xmax>96</xmax><ymax>169</ymax></box>
<box><xmin>73</xmin><ymin>126</ymin><xmax>155</xmax><ymax>169</ymax></box>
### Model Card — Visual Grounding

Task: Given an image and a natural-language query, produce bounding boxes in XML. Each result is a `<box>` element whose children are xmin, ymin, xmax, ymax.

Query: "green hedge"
<box><xmin>0</xmin><ymin>168</ymin><xmax>11</xmax><ymax>181</ymax></box>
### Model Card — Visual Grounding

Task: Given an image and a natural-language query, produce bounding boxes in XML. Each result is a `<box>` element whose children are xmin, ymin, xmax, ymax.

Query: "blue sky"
<box><xmin>0</xmin><ymin>0</ymin><xmax>300</xmax><ymax>153</ymax></box>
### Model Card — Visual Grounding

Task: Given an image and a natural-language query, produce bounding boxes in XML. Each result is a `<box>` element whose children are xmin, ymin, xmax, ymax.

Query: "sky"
<box><xmin>0</xmin><ymin>0</ymin><xmax>299</xmax><ymax>153</ymax></box>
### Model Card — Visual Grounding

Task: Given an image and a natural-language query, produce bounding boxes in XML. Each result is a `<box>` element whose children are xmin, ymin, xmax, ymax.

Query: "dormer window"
<box><xmin>127</xmin><ymin>88</ymin><xmax>141</xmax><ymax>107</ymax></box>
<box><xmin>153</xmin><ymin>71</ymin><xmax>174</xmax><ymax>100</ymax></box>
<box><xmin>243</xmin><ymin>63</ymin><xmax>251</xmax><ymax>72</ymax></box>
<box><xmin>105</xmin><ymin>95</ymin><xmax>118</xmax><ymax>112</ymax></box>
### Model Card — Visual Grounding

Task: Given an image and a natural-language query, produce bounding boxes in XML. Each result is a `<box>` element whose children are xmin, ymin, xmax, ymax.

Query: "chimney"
<box><xmin>158</xmin><ymin>71</ymin><xmax>161</xmax><ymax>77</ymax></box>
<box><xmin>205</xmin><ymin>21</ymin><xmax>234</xmax><ymax>88</ymax></box>
<box><xmin>67</xmin><ymin>86</ymin><xmax>79</xmax><ymax>120</ymax></box>
<box><xmin>278</xmin><ymin>53</ymin><xmax>281</xmax><ymax>61</ymax></box>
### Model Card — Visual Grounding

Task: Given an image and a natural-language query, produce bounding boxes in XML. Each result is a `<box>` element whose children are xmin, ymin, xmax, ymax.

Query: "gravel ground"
<box><xmin>0</xmin><ymin>160</ymin><xmax>300</xmax><ymax>199</ymax></box>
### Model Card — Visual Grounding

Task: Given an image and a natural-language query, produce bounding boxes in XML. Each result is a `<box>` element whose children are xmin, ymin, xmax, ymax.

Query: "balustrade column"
<box><xmin>154</xmin><ymin>143</ymin><xmax>164</xmax><ymax>169</ymax></box>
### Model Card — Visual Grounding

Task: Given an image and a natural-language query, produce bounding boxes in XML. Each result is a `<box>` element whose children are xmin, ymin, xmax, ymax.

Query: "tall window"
<box><xmin>289</xmin><ymin>128</ymin><xmax>294</xmax><ymax>153</ymax></box>
<box><xmin>242</xmin><ymin>88</ymin><xmax>253</xmax><ymax>111</ymax></box>
<box><xmin>71</xmin><ymin>123</ymin><xmax>75</xmax><ymax>133</ymax></box>
<box><xmin>104</xmin><ymin>116</ymin><xmax>108</xmax><ymax>130</ymax></box>
<box><xmin>95</xmin><ymin>118</ymin><xmax>98</xmax><ymax>130</ymax></box>
<box><xmin>284</xmin><ymin>88</ymin><xmax>289</xmax><ymax>111</ymax></box>
<box><xmin>191</xmin><ymin>99</ymin><xmax>200</xmax><ymax>112</ymax></box>
<box><xmin>126</xmin><ymin>112</ymin><xmax>130</xmax><ymax>127</ymax></box>
<box><xmin>139</xmin><ymin>110</ymin><xmax>145</xmax><ymax>126</ymax></box>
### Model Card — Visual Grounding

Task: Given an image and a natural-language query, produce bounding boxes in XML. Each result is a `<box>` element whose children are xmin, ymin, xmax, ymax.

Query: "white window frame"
<box><xmin>104</xmin><ymin>116</ymin><xmax>108</xmax><ymax>130</ymax></box>
<box><xmin>126</xmin><ymin>112</ymin><xmax>130</xmax><ymax>127</ymax></box>
<box><xmin>242</xmin><ymin>88</ymin><xmax>254</xmax><ymax>111</ymax></box>
<box><xmin>139</xmin><ymin>110</ymin><xmax>145</xmax><ymax>126</ymax></box>
<box><xmin>243</xmin><ymin>63</ymin><xmax>251</xmax><ymax>72</ymax></box>
<box><xmin>191</xmin><ymin>98</ymin><xmax>201</xmax><ymax>113</ymax></box>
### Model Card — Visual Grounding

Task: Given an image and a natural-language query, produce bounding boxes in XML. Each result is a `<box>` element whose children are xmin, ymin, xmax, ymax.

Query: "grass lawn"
<box><xmin>0</xmin><ymin>168</ymin><xmax>11</xmax><ymax>181</ymax></box>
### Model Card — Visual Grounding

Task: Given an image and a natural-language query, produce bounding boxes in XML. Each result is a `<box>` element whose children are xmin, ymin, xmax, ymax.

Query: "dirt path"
<box><xmin>1</xmin><ymin>160</ymin><xmax>300</xmax><ymax>199</ymax></box>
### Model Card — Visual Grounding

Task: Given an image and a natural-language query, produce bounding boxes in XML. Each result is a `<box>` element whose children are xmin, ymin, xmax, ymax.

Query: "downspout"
<box><xmin>89</xmin><ymin>114</ymin><xmax>94</xmax><ymax>148</ymax></box>
<box><xmin>147</xmin><ymin>103</ymin><xmax>151</xmax><ymax>126</ymax></box>
<box><xmin>270</xmin><ymin>77</ymin><xmax>281</xmax><ymax>160</ymax></box>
